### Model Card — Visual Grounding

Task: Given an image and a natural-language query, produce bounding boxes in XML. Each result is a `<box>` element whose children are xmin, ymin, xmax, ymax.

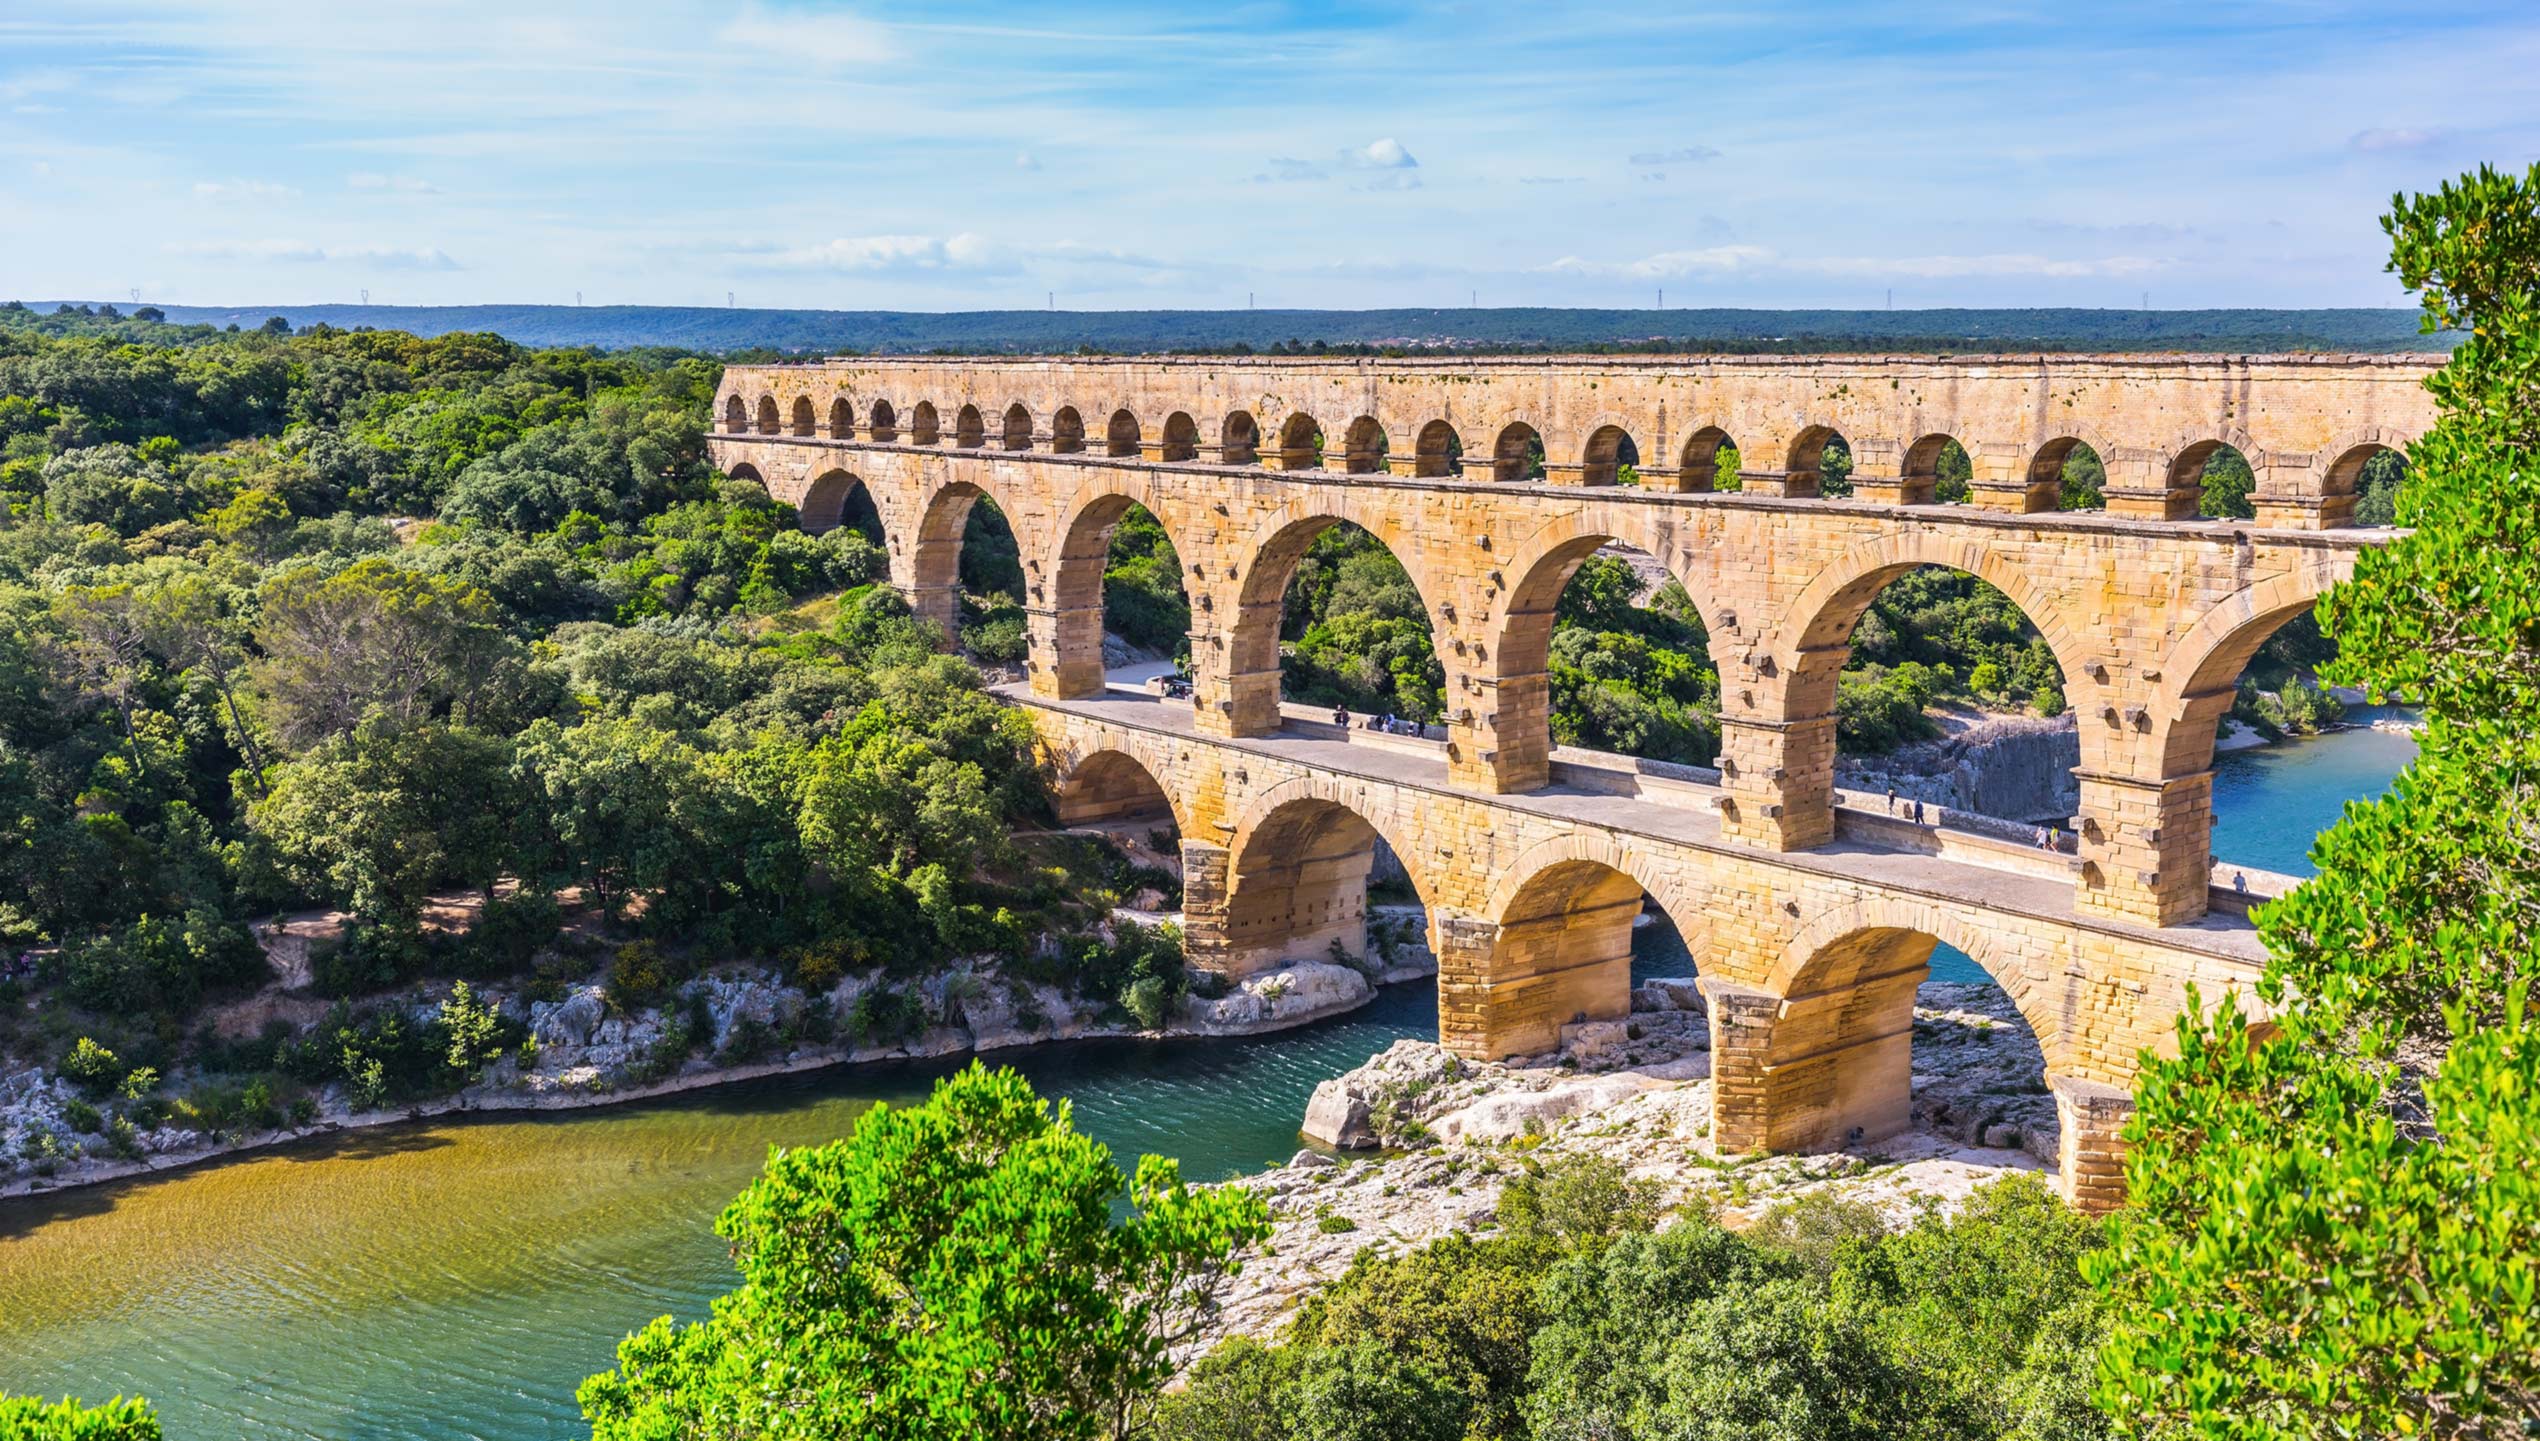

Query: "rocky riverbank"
<box><xmin>1191</xmin><ymin>978</ymin><xmax>2053</xmax><ymax>1355</ymax></box>
<box><xmin>1</xmin><ymin>907</ymin><xmax>1437</xmax><ymax>1200</ymax></box>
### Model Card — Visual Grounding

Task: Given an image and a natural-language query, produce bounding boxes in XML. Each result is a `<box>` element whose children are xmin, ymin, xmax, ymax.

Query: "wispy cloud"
<box><xmin>348</xmin><ymin>172</ymin><xmax>439</xmax><ymax>194</ymax></box>
<box><xmin>2347</xmin><ymin>126</ymin><xmax>2443</xmax><ymax>153</ymax></box>
<box><xmin>165</xmin><ymin>240</ymin><xmax>462</xmax><ymax>270</ymax></box>
<box><xmin>1627</xmin><ymin>145</ymin><xmax>1719</xmax><ymax>165</ymax></box>
<box><xmin>192</xmin><ymin>179</ymin><xmax>297</xmax><ymax>201</ymax></box>
<box><xmin>714</xmin><ymin>2</ymin><xmax>897</xmax><ymax>65</ymax></box>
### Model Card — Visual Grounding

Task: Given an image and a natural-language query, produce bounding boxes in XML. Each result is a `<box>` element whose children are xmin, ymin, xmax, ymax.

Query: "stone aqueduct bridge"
<box><xmin>708</xmin><ymin>353</ymin><xmax>2434</xmax><ymax>1209</ymax></box>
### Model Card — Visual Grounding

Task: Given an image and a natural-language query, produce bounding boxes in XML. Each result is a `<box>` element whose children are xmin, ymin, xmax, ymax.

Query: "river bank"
<box><xmin>1194</xmin><ymin>977</ymin><xmax>2050</xmax><ymax>1354</ymax></box>
<box><xmin>0</xmin><ymin>907</ymin><xmax>1438</xmax><ymax>1202</ymax></box>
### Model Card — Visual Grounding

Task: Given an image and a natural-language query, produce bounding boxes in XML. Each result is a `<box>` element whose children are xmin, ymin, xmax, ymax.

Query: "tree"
<box><xmin>2090</xmin><ymin>162</ymin><xmax>2540</xmax><ymax>1438</ymax></box>
<box><xmin>249</xmin><ymin>556</ymin><xmax>519</xmax><ymax>748</ymax></box>
<box><xmin>251</xmin><ymin>722</ymin><xmax>518</xmax><ymax>924</ymax></box>
<box><xmin>578</xmin><ymin>1063</ymin><xmax>1270</xmax><ymax>1441</ymax></box>
<box><xmin>0</xmin><ymin>1392</ymin><xmax>161</xmax><ymax>1440</ymax></box>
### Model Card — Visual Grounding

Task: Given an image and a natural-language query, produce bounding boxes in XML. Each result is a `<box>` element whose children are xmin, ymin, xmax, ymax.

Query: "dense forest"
<box><xmin>26</xmin><ymin>300</ymin><xmax>2454</xmax><ymax>357</ymax></box>
<box><xmin>0</xmin><ymin>305</ymin><xmax>1187</xmax><ymax>1152</ymax></box>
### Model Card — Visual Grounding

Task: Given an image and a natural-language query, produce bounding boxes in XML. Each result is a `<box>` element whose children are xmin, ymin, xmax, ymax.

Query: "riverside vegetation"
<box><xmin>6</xmin><ymin>163</ymin><xmax>2531</xmax><ymax>1440</ymax></box>
<box><xmin>0</xmin><ymin>306</ymin><xmax>1199</xmax><ymax>1196</ymax></box>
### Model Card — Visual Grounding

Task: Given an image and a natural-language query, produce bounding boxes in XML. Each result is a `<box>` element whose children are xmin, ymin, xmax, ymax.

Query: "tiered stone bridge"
<box><xmin>708</xmin><ymin>353</ymin><xmax>2432</xmax><ymax>1208</ymax></box>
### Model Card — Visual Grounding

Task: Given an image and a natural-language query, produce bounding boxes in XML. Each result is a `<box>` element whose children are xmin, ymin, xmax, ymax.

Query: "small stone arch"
<box><xmin>1051</xmin><ymin>745</ymin><xmax>1187</xmax><ymax>834</ymax></box>
<box><xmin>790</xmin><ymin>396</ymin><xmax>816</xmax><ymax>437</ymax></box>
<box><xmin>1338</xmin><ymin>415</ymin><xmax>1387</xmax><ymax>474</ymax></box>
<box><xmin>910</xmin><ymin>400</ymin><xmax>942</xmax><ymax>446</ymax></box>
<box><xmin>1051</xmin><ymin>406</ymin><xmax>1086</xmax><ymax>454</ymax></box>
<box><xmin>755</xmin><ymin>395</ymin><xmax>780</xmax><ymax>435</ymax></box>
<box><xmin>1274</xmin><ymin>411</ymin><xmax>1325</xmax><ymax>469</ymax></box>
<box><xmin>2027</xmin><ymin>434</ymin><xmax>2113</xmax><ymax>511</ymax></box>
<box><xmin>723</xmin><ymin>394</ymin><xmax>748</xmax><ymax>432</ymax></box>
<box><xmin>828</xmin><ymin>396</ymin><xmax>856</xmax><ymax>440</ymax></box>
<box><xmin>1786</xmin><ymin>424</ymin><xmax>1850</xmax><ymax>498</ymax></box>
<box><xmin>1002</xmin><ymin>402</ymin><xmax>1035</xmax><ymax>451</ymax></box>
<box><xmin>2162</xmin><ymin>430</ymin><xmax>2270</xmax><ymax>518</ymax></box>
<box><xmin>1490</xmin><ymin>420</ymin><xmax>1545</xmax><ymax>483</ymax></box>
<box><xmin>1901</xmin><ymin>432</ymin><xmax>1969</xmax><ymax>506</ymax></box>
<box><xmin>725</xmin><ymin>460</ymin><xmax>765</xmax><ymax>487</ymax></box>
<box><xmin>1676</xmin><ymin>426</ymin><xmax>1736</xmax><ymax>491</ymax></box>
<box><xmin>1221</xmin><ymin>410</ymin><xmax>1262</xmax><ymax>465</ymax></box>
<box><xmin>1415</xmin><ymin>419</ymin><xmax>1464</xmax><ymax>478</ymax></box>
<box><xmin>2317</xmin><ymin>429</ymin><xmax>2411</xmax><ymax>528</ymax></box>
<box><xmin>869</xmin><ymin>399</ymin><xmax>898</xmax><ymax>443</ymax></box>
<box><xmin>1160</xmin><ymin>411</ymin><xmax>1199</xmax><ymax>462</ymax></box>
<box><xmin>1580</xmin><ymin>422</ymin><xmax>1641</xmax><ymax>486</ymax></box>
<box><xmin>1105</xmin><ymin>407</ymin><xmax>1142</xmax><ymax>457</ymax></box>
<box><xmin>955</xmin><ymin>403</ymin><xmax>987</xmax><ymax>449</ymax></box>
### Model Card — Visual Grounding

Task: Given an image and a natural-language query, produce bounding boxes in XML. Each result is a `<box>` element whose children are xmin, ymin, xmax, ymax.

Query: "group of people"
<box><xmin>1333</xmin><ymin>704</ymin><xmax>1429</xmax><ymax>738</ymax></box>
<box><xmin>1880</xmin><ymin>786</ymin><xmax>2068</xmax><ymax>853</ymax></box>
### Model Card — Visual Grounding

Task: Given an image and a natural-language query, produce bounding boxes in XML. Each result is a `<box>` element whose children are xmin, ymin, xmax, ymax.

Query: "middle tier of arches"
<box><xmin>720</xmin><ymin>435</ymin><xmax>2364</xmax><ymax>931</ymax></box>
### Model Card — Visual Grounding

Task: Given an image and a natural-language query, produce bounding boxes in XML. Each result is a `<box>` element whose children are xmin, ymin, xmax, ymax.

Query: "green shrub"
<box><xmin>0</xmin><ymin>1391</ymin><xmax>162</xmax><ymax>1439</ymax></box>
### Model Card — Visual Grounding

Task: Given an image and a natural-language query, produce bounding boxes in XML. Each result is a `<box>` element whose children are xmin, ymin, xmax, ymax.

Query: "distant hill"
<box><xmin>31</xmin><ymin>301</ymin><xmax>2452</xmax><ymax>355</ymax></box>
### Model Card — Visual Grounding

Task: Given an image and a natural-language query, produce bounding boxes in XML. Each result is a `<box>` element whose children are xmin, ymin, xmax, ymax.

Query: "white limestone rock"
<box><xmin>1183</xmin><ymin>962</ymin><xmax>1371</xmax><ymax>1034</ymax></box>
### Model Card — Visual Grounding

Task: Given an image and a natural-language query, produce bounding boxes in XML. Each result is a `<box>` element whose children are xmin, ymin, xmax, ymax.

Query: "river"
<box><xmin>0</xmin><ymin>716</ymin><xmax>2413</xmax><ymax>1439</ymax></box>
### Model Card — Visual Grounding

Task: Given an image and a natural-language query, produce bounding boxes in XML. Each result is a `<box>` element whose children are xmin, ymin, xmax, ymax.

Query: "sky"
<box><xmin>3</xmin><ymin>1</ymin><xmax>2537</xmax><ymax>313</ymax></box>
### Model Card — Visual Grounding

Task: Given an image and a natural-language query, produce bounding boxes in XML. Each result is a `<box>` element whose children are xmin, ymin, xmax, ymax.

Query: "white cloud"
<box><xmin>1013</xmin><ymin>151</ymin><xmax>1041</xmax><ymax>171</ymax></box>
<box><xmin>1628</xmin><ymin>145</ymin><xmax>1720</xmax><ymax>165</ymax></box>
<box><xmin>1542</xmin><ymin>245</ymin><xmax>1772</xmax><ymax>278</ymax></box>
<box><xmin>1347</xmin><ymin>137</ymin><xmax>1417</xmax><ymax>169</ymax></box>
<box><xmin>164</xmin><ymin>240</ymin><xmax>461</xmax><ymax>270</ymax></box>
<box><xmin>2348</xmin><ymin>126</ymin><xmax>2441</xmax><ymax>153</ymax></box>
<box><xmin>1801</xmin><ymin>252</ymin><xmax>2165</xmax><ymax>279</ymax></box>
<box><xmin>192</xmin><ymin>179</ymin><xmax>296</xmax><ymax>201</ymax></box>
<box><xmin>716</xmin><ymin>2</ymin><xmax>897</xmax><ymax>65</ymax></box>
<box><xmin>751</xmin><ymin>232</ymin><xmax>1007</xmax><ymax>273</ymax></box>
<box><xmin>349</xmin><ymin>172</ymin><xmax>439</xmax><ymax>194</ymax></box>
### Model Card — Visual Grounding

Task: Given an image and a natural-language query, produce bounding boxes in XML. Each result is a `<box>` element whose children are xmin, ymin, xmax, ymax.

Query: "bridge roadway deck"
<box><xmin>1002</xmin><ymin>681</ymin><xmax>2271</xmax><ymax>970</ymax></box>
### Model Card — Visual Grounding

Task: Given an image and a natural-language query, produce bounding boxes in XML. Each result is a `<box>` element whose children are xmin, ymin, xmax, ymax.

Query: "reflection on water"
<box><xmin>0</xmin><ymin>717</ymin><xmax>2415</xmax><ymax>1439</ymax></box>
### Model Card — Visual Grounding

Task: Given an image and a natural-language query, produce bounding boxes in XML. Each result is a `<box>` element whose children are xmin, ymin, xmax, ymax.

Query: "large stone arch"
<box><xmin>1777</xmin><ymin>530</ymin><xmax>2094</xmax><ymax>689</ymax></box>
<box><xmin>1212</xmin><ymin>777</ymin><xmax>1442</xmax><ymax>977</ymax></box>
<box><xmin>798</xmin><ymin>468</ymin><xmax>880</xmax><ymax>540</ymax></box>
<box><xmin>907</xmin><ymin>472</ymin><xmax>1034</xmax><ymax>644</ymax></box>
<box><xmin>1042</xmin><ymin>480</ymin><xmax>1201</xmax><ymax>698</ymax></box>
<box><xmin>1481</xmin><ymin>507</ymin><xmax>1737</xmax><ymax>787</ymax></box>
<box><xmin>2146</xmin><ymin>562</ymin><xmax>2348</xmax><ymax>778</ymax></box>
<box><xmin>1049</xmin><ymin>742</ymin><xmax>1189</xmax><ymax>835</ymax></box>
<box><xmin>1714</xmin><ymin>893</ymin><xmax>2072</xmax><ymax>1157</ymax></box>
<box><xmin>1219</xmin><ymin>496</ymin><xmax>1459</xmax><ymax>736</ymax></box>
<box><xmin>1486</xmin><ymin>830</ymin><xmax>1711</xmax><ymax>964</ymax></box>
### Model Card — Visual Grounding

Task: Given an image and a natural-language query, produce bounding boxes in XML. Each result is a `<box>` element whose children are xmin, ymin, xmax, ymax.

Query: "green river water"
<box><xmin>0</xmin><ymin>717</ymin><xmax>2415</xmax><ymax>1439</ymax></box>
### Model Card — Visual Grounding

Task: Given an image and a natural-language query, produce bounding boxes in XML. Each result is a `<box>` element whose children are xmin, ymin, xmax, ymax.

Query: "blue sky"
<box><xmin>3</xmin><ymin>1</ymin><xmax>2535</xmax><ymax>311</ymax></box>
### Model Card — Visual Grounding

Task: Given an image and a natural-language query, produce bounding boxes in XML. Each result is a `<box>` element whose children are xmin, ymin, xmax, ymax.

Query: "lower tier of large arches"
<box><xmin>1028</xmin><ymin>684</ymin><xmax>2267</xmax><ymax>1211</ymax></box>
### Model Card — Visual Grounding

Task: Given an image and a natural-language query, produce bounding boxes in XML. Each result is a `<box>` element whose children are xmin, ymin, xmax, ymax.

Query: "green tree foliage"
<box><xmin>2090</xmin><ymin>162</ymin><xmax>2540</xmax><ymax>1439</ymax></box>
<box><xmin>2195</xmin><ymin>445</ymin><xmax>2258</xmax><ymax>520</ymax></box>
<box><xmin>1162</xmin><ymin>1166</ymin><xmax>2103</xmax><ymax>1441</ymax></box>
<box><xmin>1278</xmin><ymin>524</ymin><xmax>1444</xmax><ymax>720</ymax></box>
<box><xmin>579</xmin><ymin>1064</ymin><xmax>1270</xmax><ymax>1441</ymax></box>
<box><xmin>0</xmin><ymin>1392</ymin><xmax>161</xmax><ymax>1440</ymax></box>
<box><xmin>249</xmin><ymin>557</ymin><xmax>524</xmax><ymax>748</ymax></box>
<box><xmin>1101</xmin><ymin>504</ymin><xmax>1190</xmax><ymax>658</ymax></box>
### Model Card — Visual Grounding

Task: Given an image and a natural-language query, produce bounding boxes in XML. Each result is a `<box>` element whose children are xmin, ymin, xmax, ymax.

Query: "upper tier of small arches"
<box><xmin>716</xmin><ymin>354</ymin><xmax>2435</xmax><ymax>529</ymax></box>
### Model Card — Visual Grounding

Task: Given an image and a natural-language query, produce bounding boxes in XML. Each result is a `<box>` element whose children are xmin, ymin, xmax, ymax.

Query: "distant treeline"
<box><xmin>11</xmin><ymin>299</ymin><xmax>2453</xmax><ymax>357</ymax></box>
